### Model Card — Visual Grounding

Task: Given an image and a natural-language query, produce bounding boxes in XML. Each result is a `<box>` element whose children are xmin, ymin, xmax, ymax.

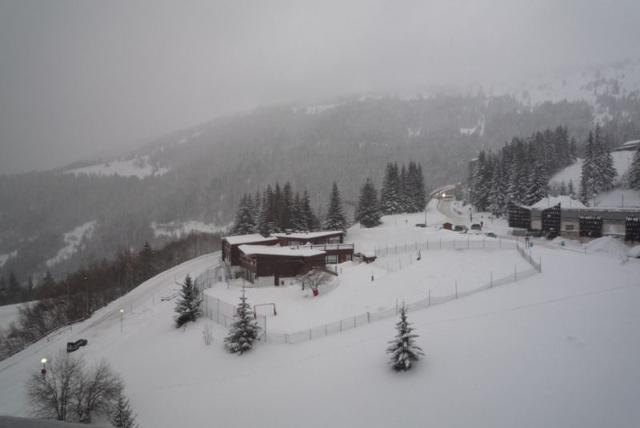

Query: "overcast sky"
<box><xmin>1</xmin><ymin>0</ymin><xmax>639</xmax><ymax>174</ymax></box>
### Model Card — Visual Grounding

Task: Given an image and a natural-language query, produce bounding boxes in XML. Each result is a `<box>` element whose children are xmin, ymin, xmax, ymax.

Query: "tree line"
<box><xmin>468</xmin><ymin>126</ymin><xmax>577</xmax><ymax>214</ymax></box>
<box><xmin>231</xmin><ymin>162</ymin><xmax>426</xmax><ymax>234</ymax></box>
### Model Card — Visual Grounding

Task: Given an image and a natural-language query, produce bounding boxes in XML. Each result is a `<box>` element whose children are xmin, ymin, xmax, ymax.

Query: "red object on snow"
<box><xmin>312</xmin><ymin>288</ymin><xmax>319</xmax><ymax>297</ymax></box>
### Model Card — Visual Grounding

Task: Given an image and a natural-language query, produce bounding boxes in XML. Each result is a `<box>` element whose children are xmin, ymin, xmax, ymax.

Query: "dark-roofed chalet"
<box><xmin>222</xmin><ymin>234</ymin><xmax>278</xmax><ymax>266</ymax></box>
<box><xmin>272</xmin><ymin>231</ymin><xmax>354</xmax><ymax>264</ymax></box>
<box><xmin>238</xmin><ymin>245</ymin><xmax>327</xmax><ymax>285</ymax></box>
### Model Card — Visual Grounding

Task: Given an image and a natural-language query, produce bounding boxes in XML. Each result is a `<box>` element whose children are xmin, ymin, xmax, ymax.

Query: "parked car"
<box><xmin>66</xmin><ymin>338</ymin><xmax>88</xmax><ymax>353</ymax></box>
<box><xmin>470</xmin><ymin>223</ymin><xmax>482</xmax><ymax>231</ymax></box>
<box><xmin>453</xmin><ymin>225</ymin><xmax>468</xmax><ymax>232</ymax></box>
<box><xmin>415</xmin><ymin>223</ymin><xmax>426</xmax><ymax>228</ymax></box>
<box><xmin>485</xmin><ymin>232</ymin><xmax>497</xmax><ymax>238</ymax></box>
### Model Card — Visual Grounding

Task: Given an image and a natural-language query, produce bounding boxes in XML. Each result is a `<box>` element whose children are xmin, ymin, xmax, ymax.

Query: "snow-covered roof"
<box><xmin>272</xmin><ymin>231</ymin><xmax>343</xmax><ymax>240</ymax></box>
<box><xmin>223</xmin><ymin>234</ymin><xmax>278</xmax><ymax>245</ymax></box>
<box><xmin>238</xmin><ymin>245</ymin><xmax>326</xmax><ymax>257</ymax></box>
<box><xmin>530</xmin><ymin>196</ymin><xmax>586</xmax><ymax>209</ymax></box>
<box><xmin>622</xmin><ymin>139</ymin><xmax>640</xmax><ymax>146</ymax></box>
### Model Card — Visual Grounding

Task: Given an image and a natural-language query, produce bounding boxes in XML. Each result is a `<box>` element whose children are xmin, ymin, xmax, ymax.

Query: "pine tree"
<box><xmin>323</xmin><ymin>182</ymin><xmax>346</xmax><ymax>231</ymax></box>
<box><xmin>594</xmin><ymin>126</ymin><xmax>616</xmax><ymax>192</ymax></box>
<box><xmin>629</xmin><ymin>147</ymin><xmax>640</xmax><ymax>190</ymax></box>
<box><xmin>398</xmin><ymin>164</ymin><xmax>411</xmax><ymax>212</ymax></box>
<box><xmin>380</xmin><ymin>163</ymin><xmax>401</xmax><ymax>214</ymax></box>
<box><xmin>289</xmin><ymin>192</ymin><xmax>305</xmax><ymax>231</ymax></box>
<box><xmin>257</xmin><ymin>186</ymin><xmax>275</xmax><ymax>236</ymax></box>
<box><xmin>386</xmin><ymin>304</ymin><xmax>424</xmax><ymax>371</ymax></box>
<box><xmin>524</xmin><ymin>161</ymin><xmax>548</xmax><ymax>205</ymax></box>
<box><xmin>224</xmin><ymin>287</ymin><xmax>260</xmax><ymax>354</ymax></box>
<box><xmin>301</xmin><ymin>190</ymin><xmax>316</xmax><ymax>231</ymax></box>
<box><xmin>111</xmin><ymin>394</ymin><xmax>138</xmax><ymax>428</ymax></box>
<box><xmin>355</xmin><ymin>178</ymin><xmax>381</xmax><ymax>228</ymax></box>
<box><xmin>580</xmin><ymin>131</ymin><xmax>596</xmax><ymax>204</ymax></box>
<box><xmin>231</xmin><ymin>194</ymin><xmax>256</xmax><ymax>235</ymax></box>
<box><xmin>174</xmin><ymin>274</ymin><xmax>202</xmax><ymax>328</ymax></box>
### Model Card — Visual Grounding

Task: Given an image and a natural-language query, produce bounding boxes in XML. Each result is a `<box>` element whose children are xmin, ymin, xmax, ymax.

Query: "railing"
<box><xmin>310</xmin><ymin>243</ymin><xmax>355</xmax><ymax>251</ymax></box>
<box><xmin>373</xmin><ymin>237</ymin><xmax>516</xmax><ymax>258</ymax></box>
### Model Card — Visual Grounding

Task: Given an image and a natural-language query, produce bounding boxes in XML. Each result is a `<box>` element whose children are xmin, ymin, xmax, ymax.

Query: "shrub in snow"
<box><xmin>225</xmin><ymin>287</ymin><xmax>261</xmax><ymax>354</ymax></box>
<box><xmin>174</xmin><ymin>274</ymin><xmax>203</xmax><ymax>328</ymax></box>
<box><xmin>386</xmin><ymin>304</ymin><xmax>424</xmax><ymax>371</ymax></box>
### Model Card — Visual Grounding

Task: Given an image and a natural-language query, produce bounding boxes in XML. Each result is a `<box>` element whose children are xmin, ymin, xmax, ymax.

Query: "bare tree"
<box><xmin>27</xmin><ymin>352</ymin><xmax>124</xmax><ymax>423</ymax></box>
<box><xmin>74</xmin><ymin>360</ymin><xmax>123</xmax><ymax>423</ymax></box>
<box><xmin>298</xmin><ymin>268</ymin><xmax>332</xmax><ymax>293</ymax></box>
<box><xmin>27</xmin><ymin>351</ymin><xmax>84</xmax><ymax>421</ymax></box>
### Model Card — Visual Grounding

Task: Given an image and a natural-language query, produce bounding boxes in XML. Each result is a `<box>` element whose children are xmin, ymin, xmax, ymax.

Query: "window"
<box><xmin>326</xmin><ymin>255</ymin><xmax>338</xmax><ymax>264</ymax></box>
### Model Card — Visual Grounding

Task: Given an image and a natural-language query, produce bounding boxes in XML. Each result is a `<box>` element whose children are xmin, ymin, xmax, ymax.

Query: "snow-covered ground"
<box><xmin>151</xmin><ymin>220</ymin><xmax>227</xmax><ymax>238</ymax></box>
<box><xmin>46</xmin><ymin>221</ymin><xmax>97</xmax><ymax>268</ymax></box>
<box><xmin>0</xmin><ymin>302</ymin><xmax>24</xmax><ymax>330</ymax></box>
<box><xmin>65</xmin><ymin>156</ymin><xmax>169</xmax><ymax>179</ymax></box>
<box><xmin>1</xmin><ymin>202</ymin><xmax>639</xmax><ymax>427</ymax></box>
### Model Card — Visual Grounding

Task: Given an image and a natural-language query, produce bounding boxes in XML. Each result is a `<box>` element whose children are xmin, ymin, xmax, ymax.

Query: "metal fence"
<box><xmin>195</xmin><ymin>241</ymin><xmax>542</xmax><ymax>345</ymax></box>
<box><xmin>373</xmin><ymin>237</ymin><xmax>516</xmax><ymax>258</ymax></box>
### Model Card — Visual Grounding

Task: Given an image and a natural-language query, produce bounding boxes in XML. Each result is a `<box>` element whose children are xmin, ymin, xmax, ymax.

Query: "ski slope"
<box><xmin>1</xmin><ymin>210</ymin><xmax>639</xmax><ymax>427</ymax></box>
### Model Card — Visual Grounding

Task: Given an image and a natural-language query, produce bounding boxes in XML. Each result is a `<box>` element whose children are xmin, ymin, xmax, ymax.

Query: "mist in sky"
<box><xmin>1</xmin><ymin>0</ymin><xmax>639</xmax><ymax>174</ymax></box>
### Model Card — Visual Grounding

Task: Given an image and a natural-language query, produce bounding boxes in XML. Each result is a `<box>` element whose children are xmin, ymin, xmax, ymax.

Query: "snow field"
<box><xmin>1</xmin><ymin>199</ymin><xmax>640</xmax><ymax>427</ymax></box>
<box><xmin>204</xmin><ymin>248</ymin><xmax>531</xmax><ymax>332</ymax></box>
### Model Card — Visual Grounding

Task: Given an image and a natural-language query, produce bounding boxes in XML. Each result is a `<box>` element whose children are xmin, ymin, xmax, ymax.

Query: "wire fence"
<box><xmin>194</xmin><ymin>241</ymin><xmax>542</xmax><ymax>345</ymax></box>
<box><xmin>373</xmin><ymin>237</ymin><xmax>516</xmax><ymax>258</ymax></box>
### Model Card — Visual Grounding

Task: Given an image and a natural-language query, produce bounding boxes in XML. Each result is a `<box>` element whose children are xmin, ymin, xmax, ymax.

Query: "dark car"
<box><xmin>66</xmin><ymin>338</ymin><xmax>88</xmax><ymax>353</ymax></box>
<box><xmin>470</xmin><ymin>223</ymin><xmax>482</xmax><ymax>231</ymax></box>
<box><xmin>485</xmin><ymin>232</ymin><xmax>497</xmax><ymax>238</ymax></box>
<box><xmin>453</xmin><ymin>225</ymin><xmax>467</xmax><ymax>232</ymax></box>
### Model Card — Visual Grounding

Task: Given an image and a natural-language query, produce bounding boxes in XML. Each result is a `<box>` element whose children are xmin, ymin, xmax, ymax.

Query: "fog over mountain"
<box><xmin>1</xmin><ymin>0</ymin><xmax>640</xmax><ymax>174</ymax></box>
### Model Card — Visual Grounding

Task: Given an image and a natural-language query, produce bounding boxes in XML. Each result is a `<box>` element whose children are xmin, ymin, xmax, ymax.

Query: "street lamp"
<box><xmin>119</xmin><ymin>309</ymin><xmax>124</xmax><ymax>334</ymax></box>
<box><xmin>40</xmin><ymin>357</ymin><xmax>47</xmax><ymax>377</ymax></box>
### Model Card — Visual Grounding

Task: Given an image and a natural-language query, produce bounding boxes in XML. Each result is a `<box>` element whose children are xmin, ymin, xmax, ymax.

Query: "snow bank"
<box><xmin>584</xmin><ymin>236</ymin><xmax>630</xmax><ymax>258</ymax></box>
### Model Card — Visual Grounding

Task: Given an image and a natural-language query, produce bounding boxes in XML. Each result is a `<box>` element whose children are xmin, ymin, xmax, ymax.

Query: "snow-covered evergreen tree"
<box><xmin>380</xmin><ymin>163</ymin><xmax>402</xmax><ymax>214</ymax></box>
<box><xmin>355</xmin><ymin>178</ymin><xmax>381</xmax><ymax>228</ymax></box>
<box><xmin>386</xmin><ymin>304</ymin><xmax>424</xmax><ymax>371</ymax></box>
<box><xmin>301</xmin><ymin>190</ymin><xmax>317</xmax><ymax>231</ymax></box>
<box><xmin>323</xmin><ymin>182</ymin><xmax>346</xmax><ymax>231</ymax></box>
<box><xmin>230</xmin><ymin>194</ymin><xmax>256</xmax><ymax>235</ymax></box>
<box><xmin>111</xmin><ymin>394</ymin><xmax>138</xmax><ymax>428</ymax></box>
<box><xmin>594</xmin><ymin>126</ymin><xmax>616</xmax><ymax>192</ymax></box>
<box><xmin>174</xmin><ymin>274</ymin><xmax>202</xmax><ymax>328</ymax></box>
<box><xmin>257</xmin><ymin>185</ymin><xmax>275</xmax><ymax>236</ymax></box>
<box><xmin>524</xmin><ymin>162</ymin><xmax>548</xmax><ymax>205</ymax></box>
<box><xmin>629</xmin><ymin>147</ymin><xmax>640</xmax><ymax>190</ymax></box>
<box><xmin>224</xmin><ymin>287</ymin><xmax>260</xmax><ymax>354</ymax></box>
<box><xmin>580</xmin><ymin>131</ymin><xmax>596</xmax><ymax>204</ymax></box>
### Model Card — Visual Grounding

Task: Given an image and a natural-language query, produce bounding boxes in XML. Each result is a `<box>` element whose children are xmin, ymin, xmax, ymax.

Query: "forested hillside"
<box><xmin>1</xmin><ymin>88</ymin><xmax>638</xmax><ymax>286</ymax></box>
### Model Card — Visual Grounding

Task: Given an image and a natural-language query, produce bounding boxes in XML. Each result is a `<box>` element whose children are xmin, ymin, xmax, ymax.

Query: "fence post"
<box><xmin>467</xmin><ymin>237</ymin><xmax>470</xmax><ymax>249</ymax></box>
<box><xmin>490</xmin><ymin>271</ymin><xmax>493</xmax><ymax>288</ymax></box>
<box><xmin>353</xmin><ymin>317</ymin><xmax>356</xmax><ymax>328</ymax></box>
<box><xmin>440</xmin><ymin>238</ymin><xmax>442</xmax><ymax>249</ymax></box>
<box><xmin>285</xmin><ymin>334</ymin><xmax>289</xmax><ymax>344</ymax></box>
<box><xmin>455</xmin><ymin>281</ymin><xmax>458</xmax><ymax>298</ymax></box>
<box><xmin>514</xmin><ymin>264</ymin><xmax>517</xmax><ymax>281</ymax></box>
<box><xmin>309</xmin><ymin>329</ymin><xmax>312</xmax><ymax>340</ymax></box>
<box><xmin>367</xmin><ymin>312</ymin><xmax>370</xmax><ymax>323</ymax></box>
<box><xmin>340</xmin><ymin>320</ymin><xmax>343</xmax><ymax>332</ymax></box>
<box><xmin>539</xmin><ymin>257</ymin><xmax>542</xmax><ymax>272</ymax></box>
<box><xmin>499</xmin><ymin>238</ymin><xmax>502</xmax><ymax>248</ymax></box>
<box><xmin>428</xmin><ymin>289</ymin><xmax>431</xmax><ymax>306</ymax></box>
